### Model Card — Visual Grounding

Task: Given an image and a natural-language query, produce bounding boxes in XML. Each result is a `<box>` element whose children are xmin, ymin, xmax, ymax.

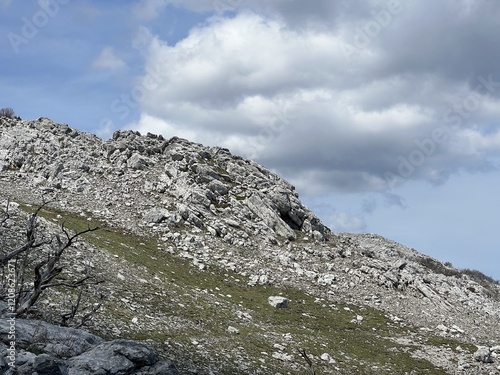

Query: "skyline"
<box><xmin>1</xmin><ymin>0</ymin><xmax>499</xmax><ymax>279</ymax></box>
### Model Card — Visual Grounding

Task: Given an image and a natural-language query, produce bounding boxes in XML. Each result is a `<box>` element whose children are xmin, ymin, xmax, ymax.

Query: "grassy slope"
<box><xmin>22</xmin><ymin>203</ymin><xmax>477</xmax><ymax>374</ymax></box>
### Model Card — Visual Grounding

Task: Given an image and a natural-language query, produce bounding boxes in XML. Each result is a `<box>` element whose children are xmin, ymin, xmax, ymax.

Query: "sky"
<box><xmin>1</xmin><ymin>0</ymin><xmax>499</xmax><ymax>280</ymax></box>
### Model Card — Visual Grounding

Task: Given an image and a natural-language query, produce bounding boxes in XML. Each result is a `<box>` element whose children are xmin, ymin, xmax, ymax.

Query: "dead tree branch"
<box><xmin>298</xmin><ymin>348</ymin><xmax>316</xmax><ymax>375</ymax></box>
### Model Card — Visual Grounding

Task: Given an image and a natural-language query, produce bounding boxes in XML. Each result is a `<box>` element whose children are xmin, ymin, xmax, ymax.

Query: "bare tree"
<box><xmin>0</xmin><ymin>107</ymin><xmax>15</xmax><ymax>119</ymax></box>
<box><xmin>0</xmin><ymin>200</ymin><xmax>103</xmax><ymax>324</ymax></box>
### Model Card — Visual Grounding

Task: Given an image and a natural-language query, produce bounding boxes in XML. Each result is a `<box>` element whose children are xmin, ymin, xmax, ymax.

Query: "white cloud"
<box><xmin>92</xmin><ymin>47</ymin><xmax>126</xmax><ymax>71</ymax></box>
<box><xmin>127</xmin><ymin>5</ymin><xmax>500</xmax><ymax>195</ymax></box>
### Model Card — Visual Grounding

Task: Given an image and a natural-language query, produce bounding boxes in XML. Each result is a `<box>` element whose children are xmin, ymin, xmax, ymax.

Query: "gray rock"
<box><xmin>268</xmin><ymin>296</ymin><xmax>289</xmax><ymax>308</ymax></box>
<box><xmin>474</xmin><ymin>346</ymin><xmax>493</xmax><ymax>363</ymax></box>
<box><xmin>67</xmin><ymin>340</ymin><xmax>159</xmax><ymax>374</ymax></box>
<box><xmin>143</xmin><ymin>208</ymin><xmax>170</xmax><ymax>224</ymax></box>
<box><xmin>208</xmin><ymin>179</ymin><xmax>229</xmax><ymax>196</ymax></box>
<box><xmin>127</xmin><ymin>153</ymin><xmax>151</xmax><ymax>170</ymax></box>
<box><xmin>0</xmin><ymin>319</ymin><xmax>102</xmax><ymax>357</ymax></box>
<box><xmin>17</xmin><ymin>354</ymin><xmax>67</xmax><ymax>375</ymax></box>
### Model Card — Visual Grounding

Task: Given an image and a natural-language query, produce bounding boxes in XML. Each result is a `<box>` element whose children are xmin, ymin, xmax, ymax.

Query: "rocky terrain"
<box><xmin>1</xmin><ymin>116</ymin><xmax>500</xmax><ymax>374</ymax></box>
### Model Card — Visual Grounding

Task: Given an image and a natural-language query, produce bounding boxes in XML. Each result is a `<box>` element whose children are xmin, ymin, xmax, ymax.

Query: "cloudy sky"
<box><xmin>1</xmin><ymin>0</ymin><xmax>499</xmax><ymax>279</ymax></box>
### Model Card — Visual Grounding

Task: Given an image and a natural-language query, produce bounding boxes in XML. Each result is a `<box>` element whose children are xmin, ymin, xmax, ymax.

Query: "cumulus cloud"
<box><xmin>92</xmin><ymin>47</ymin><xmax>126</xmax><ymax>71</ymax></box>
<box><xmin>129</xmin><ymin>2</ymin><xmax>500</xmax><ymax>197</ymax></box>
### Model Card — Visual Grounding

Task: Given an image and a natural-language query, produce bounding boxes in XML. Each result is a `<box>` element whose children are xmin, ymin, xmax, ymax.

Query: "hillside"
<box><xmin>1</xmin><ymin>116</ymin><xmax>500</xmax><ymax>374</ymax></box>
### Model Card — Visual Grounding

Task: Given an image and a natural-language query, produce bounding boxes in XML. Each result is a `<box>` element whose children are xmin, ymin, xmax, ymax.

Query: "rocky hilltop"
<box><xmin>0</xmin><ymin>117</ymin><xmax>329</xmax><ymax>245</ymax></box>
<box><xmin>1</xmin><ymin>116</ymin><xmax>500</xmax><ymax>374</ymax></box>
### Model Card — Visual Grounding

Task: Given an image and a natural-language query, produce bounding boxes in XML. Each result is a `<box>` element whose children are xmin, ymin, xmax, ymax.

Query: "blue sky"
<box><xmin>1</xmin><ymin>0</ymin><xmax>499</xmax><ymax>279</ymax></box>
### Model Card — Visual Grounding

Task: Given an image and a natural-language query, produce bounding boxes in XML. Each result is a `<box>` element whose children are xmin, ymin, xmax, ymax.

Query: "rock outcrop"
<box><xmin>0</xmin><ymin>310</ymin><xmax>179</xmax><ymax>375</ymax></box>
<box><xmin>0</xmin><ymin>117</ymin><xmax>329</xmax><ymax>247</ymax></box>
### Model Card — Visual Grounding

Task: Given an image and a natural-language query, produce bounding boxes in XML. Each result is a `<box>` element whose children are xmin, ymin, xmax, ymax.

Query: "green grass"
<box><xmin>20</xmin><ymin>203</ymin><xmax>452</xmax><ymax>374</ymax></box>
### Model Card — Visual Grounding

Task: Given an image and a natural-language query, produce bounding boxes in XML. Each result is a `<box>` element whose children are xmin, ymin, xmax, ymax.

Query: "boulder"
<box><xmin>474</xmin><ymin>346</ymin><xmax>493</xmax><ymax>363</ymax></box>
<box><xmin>127</xmin><ymin>153</ymin><xmax>151</xmax><ymax>170</ymax></box>
<box><xmin>208</xmin><ymin>179</ymin><xmax>229</xmax><ymax>196</ymax></box>
<box><xmin>0</xmin><ymin>319</ymin><xmax>102</xmax><ymax>357</ymax></box>
<box><xmin>67</xmin><ymin>340</ymin><xmax>178</xmax><ymax>375</ymax></box>
<box><xmin>143</xmin><ymin>208</ymin><xmax>170</xmax><ymax>224</ymax></box>
<box><xmin>268</xmin><ymin>296</ymin><xmax>289</xmax><ymax>308</ymax></box>
<box><xmin>0</xmin><ymin>319</ymin><xmax>179</xmax><ymax>375</ymax></box>
<box><xmin>16</xmin><ymin>354</ymin><xmax>67</xmax><ymax>375</ymax></box>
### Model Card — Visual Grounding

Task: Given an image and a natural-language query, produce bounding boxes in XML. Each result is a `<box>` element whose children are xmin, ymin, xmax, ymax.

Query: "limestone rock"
<box><xmin>474</xmin><ymin>346</ymin><xmax>493</xmax><ymax>364</ymax></box>
<box><xmin>268</xmin><ymin>296</ymin><xmax>289</xmax><ymax>308</ymax></box>
<box><xmin>127</xmin><ymin>153</ymin><xmax>151</xmax><ymax>170</ymax></box>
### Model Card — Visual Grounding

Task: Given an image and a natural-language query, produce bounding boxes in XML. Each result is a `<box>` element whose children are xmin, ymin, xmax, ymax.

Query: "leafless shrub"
<box><xmin>0</xmin><ymin>107</ymin><xmax>15</xmax><ymax>119</ymax></box>
<box><xmin>0</xmin><ymin>200</ymin><xmax>103</xmax><ymax>325</ymax></box>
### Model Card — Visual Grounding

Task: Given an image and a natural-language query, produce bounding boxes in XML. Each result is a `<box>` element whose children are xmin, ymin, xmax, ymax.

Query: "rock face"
<box><xmin>1</xmin><ymin>117</ymin><xmax>500</xmax><ymax>374</ymax></box>
<box><xmin>0</xmin><ymin>314</ymin><xmax>179</xmax><ymax>375</ymax></box>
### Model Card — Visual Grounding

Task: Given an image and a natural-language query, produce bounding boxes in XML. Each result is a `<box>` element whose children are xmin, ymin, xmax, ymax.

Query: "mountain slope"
<box><xmin>1</xmin><ymin>116</ymin><xmax>499</xmax><ymax>374</ymax></box>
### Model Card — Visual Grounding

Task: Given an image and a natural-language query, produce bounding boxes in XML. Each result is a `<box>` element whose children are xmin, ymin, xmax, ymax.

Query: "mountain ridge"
<box><xmin>1</xmin><ymin>116</ymin><xmax>500</xmax><ymax>374</ymax></box>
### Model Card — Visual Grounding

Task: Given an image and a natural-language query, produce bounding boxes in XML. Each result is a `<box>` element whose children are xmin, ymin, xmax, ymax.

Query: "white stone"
<box><xmin>273</xmin><ymin>344</ymin><xmax>286</xmax><ymax>351</ymax></box>
<box><xmin>450</xmin><ymin>325</ymin><xmax>464</xmax><ymax>334</ymax></box>
<box><xmin>436</xmin><ymin>324</ymin><xmax>449</xmax><ymax>332</ymax></box>
<box><xmin>268</xmin><ymin>296</ymin><xmax>289</xmax><ymax>308</ymax></box>
<box><xmin>272</xmin><ymin>352</ymin><xmax>294</xmax><ymax>362</ymax></box>
<box><xmin>320</xmin><ymin>353</ymin><xmax>336</xmax><ymax>363</ymax></box>
<box><xmin>258</xmin><ymin>275</ymin><xmax>269</xmax><ymax>284</ymax></box>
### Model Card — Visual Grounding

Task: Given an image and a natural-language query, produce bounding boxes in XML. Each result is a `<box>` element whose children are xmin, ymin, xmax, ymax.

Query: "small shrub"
<box><xmin>461</xmin><ymin>268</ymin><xmax>499</xmax><ymax>286</ymax></box>
<box><xmin>417</xmin><ymin>257</ymin><xmax>462</xmax><ymax>277</ymax></box>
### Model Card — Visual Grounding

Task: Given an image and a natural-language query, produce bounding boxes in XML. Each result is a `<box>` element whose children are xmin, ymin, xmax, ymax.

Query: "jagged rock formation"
<box><xmin>0</xmin><ymin>117</ymin><xmax>329</xmax><ymax>246</ymax></box>
<box><xmin>1</xmin><ymin>116</ymin><xmax>500</xmax><ymax>374</ymax></box>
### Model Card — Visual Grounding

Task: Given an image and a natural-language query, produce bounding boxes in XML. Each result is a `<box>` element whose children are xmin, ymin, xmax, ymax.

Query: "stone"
<box><xmin>450</xmin><ymin>325</ymin><xmax>464</xmax><ymax>334</ymax></box>
<box><xmin>127</xmin><ymin>153</ymin><xmax>151</xmax><ymax>170</ymax></box>
<box><xmin>143</xmin><ymin>208</ymin><xmax>169</xmax><ymax>224</ymax></box>
<box><xmin>474</xmin><ymin>346</ymin><xmax>493</xmax><ymax>363</ymax></box>
<box><xmin>491</xmin><ymin>345</ymin><xmax>500</xmax><ymax>353</ymax></box>
<box><xmin>208</xmin><ymin>180</ymin><xmax>229</xmax><ymax>196</ymax></box>
<box><xmin>268</xmin><ymin>296</ymin><xmax>289</xmax><ymax>308</ymax></box>
<box><xmin>320</xmin><ymin>353</ymin><xmax>336</xmax><ymax>363</ymax></box>
<box><xmin>225</xmin><ymin>218</ymin><xmax>240</xmax><ymax>228</ymax></box>
<box><xmin>272</xmin><ymin>352</ymin><xmax>294</xmax><ymax>362</ymax></box>
<box><xmin>436</xmin><ymin>324</ymin><xmax>449</xmax><ymax>333</ymax></box>
<box><xmin>0</xmin><ymin>319</ymin><xmax>103</xmax><ymax>357</ymax></box>
<box><xmin>227</xmin><ymin>326</ymin><xmax>240</xmax><ymax>334</ymax></box>
<box><xmin>67</xmin><ymin>340</ymin><xmax>159</xmax><ymax>374</ymax></box>
<box><xmin>313</xmin><ymin>230</ymin><xmax>324</xmax><ymax>242</ymax></box>
<box><xmin>17</xmin><ymin>354</ymin><xmax>67</xmax><ymax>375</ymax></box>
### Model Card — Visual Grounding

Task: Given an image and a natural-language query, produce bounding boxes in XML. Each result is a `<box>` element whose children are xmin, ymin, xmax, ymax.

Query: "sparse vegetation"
<box><xmin>461</xmin><ymin>268</ymin><xmax>499</xmax><ymax>285</ymax></box>
<box><xmin>416</xmin><ymin>256</ymin><xmax>499</xmax><ymax>300</ymax></box>
<box><xmin>0</xmin><ymin>200</ymin><xmax>103</xmax><ymax>326</ymax></box>
<box><xmin>0</xmin><ymin>107</ymin><xmax>15</xmax><ymax>119</ymax></box>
